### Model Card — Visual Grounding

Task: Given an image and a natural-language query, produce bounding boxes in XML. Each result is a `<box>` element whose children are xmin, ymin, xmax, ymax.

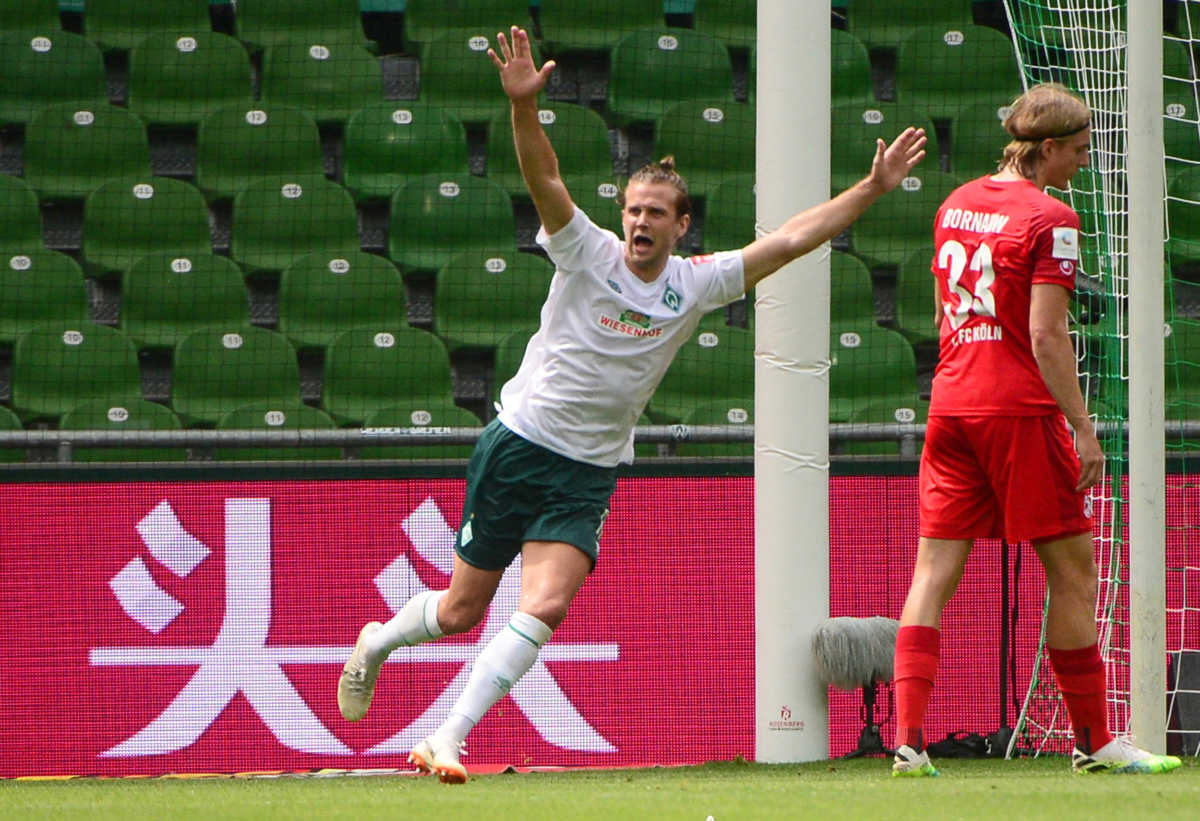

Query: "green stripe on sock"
<box><xmin>507</xmin><ymin>623</ymin><xmax>541</xmax><ymax>648</ymax></box>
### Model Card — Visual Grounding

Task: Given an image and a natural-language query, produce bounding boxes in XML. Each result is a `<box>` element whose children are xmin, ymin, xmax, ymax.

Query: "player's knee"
<box><xmin>437</xmin><ymin>596</ymin><xmax>488</xmax><ymax>635</ymax></box>
<box><xmin>518</xmin><ymin>596</ymin><xmax>571</xmax><ymax>631</ymax></box>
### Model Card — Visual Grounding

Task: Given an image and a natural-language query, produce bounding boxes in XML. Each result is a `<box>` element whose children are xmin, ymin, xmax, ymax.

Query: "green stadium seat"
<box><xmin>573</xmin><ymin>180</ymin><xmax>628</xmax><ymax>234</ymax></box>
<box><xmin>195</xmin><ymin>105</ymin><xmax>325</xmax><ymax>202</ymax></box>
<box><xmin>358</xmin><ymin>398</ymin><xmax>482</xmax><ymax>460</ymax></box>
<box><xmin>1166</xmin><ymin>318</ymin><xmax>1200</xmax><ymax>420</ymax></box>
<box><xmin>847</xmin><ymin>0</ymin><xmax>975</xmax><ymax>53</ymax></box>
<box><xmin>831</xmin><ymin>29</ymin><xmax>874</xmax><ymax>107</ymax></box>
<box><xmin>388</xmin><ymin>173</ymin><xmax>515</xmax><ymax>276</ymax></box>
<box><xmin>537</xmin><ymin>0</ymin><xmax>662</xmax><ymax>56</ymax></box>
<box><xmin>59</xmin><ymin>398</ymin><xmax>186</xmax><ymax>463</ymax></box>
<box><xmin>231</xmin><ymin>177</ymin><xmax>360</xmax><ymax>274</ymax></box>
<box><xmin>403</xmin><ymin>0</ymin><xmax>530</xmax><ymax>52</ymax></box>
<box><xmin>831</xmin><ymin>102</ymin><xmax>940</xmax><ymax>193</ymax></box>
<box><xmin>1163</xmin><ymin>39</ymin><xmax>1200</xmax><ymax>179</ymax></box>
<box><xmin>434</xmin><ymin>249</ymin><xmax>552</xmax><ymax>353</ymax></box>
<box><xmin>0</xmin><ymin>31</ymin><xmax>108</xmax><ymax>127</ymax></box>
<box><xmin>491</xmin><ymin>325</ymin><xmax>538</xmax><ymax>404</ymax></box>
<box><xmin>0</xmin><ymin>250</ymin><xmax>89</xmax><ymax>346</ymax></box>
<box><xmin>830</xmin><ymin>250</ymin><xmax>877</xmax><ymax>331</ymax></box>
<box><xmin>83</xmin><ymin>0</ymin><xmax>211</xmax><ymax>54</ymax></box>
<box><xmin>127</xmin><ymin>32</ymin><xmax>254</xmax><ymax>127</ymax></box>
<box><xmin>234</xmin><ymin>0</ymin><xmax>371</xmax><ymax>52</ymax></box>
<box><xmin>419</xmin><ymin>32</ymin><xmax>537</xmax><ymax>125</ymax></box>
<box><xmin>260</xmin><ymin>41</ymin><xmax>383</xmax><ymax>126</ymax></box>
<box><xmin>0</xmin><ymin>175</ymin><xmax>44</xmax><ymax>253</ymax></box>
<box><xmin>732</xmin><ymin>252</ymin><xmax>878</xmax><ymax>333</ymax></box>
<box><xmin>10</xmin><ymin>323</ymin><xmax>143</xmax><ymax>423</ymax></box>
<box><xmin>486</xmin><ymin>103</ymin><xmax>613</xmax><ymax>198</ymax></box>
<box><xmin>948</xmin><ymin>100</ymin><xmax>1011</xmax><ymax>180</ymax></box>
<box><xmin>653</xmin><ymin>100</ymin><xmax>754</xmax><ymax>200</ymax></box>
<box><xmin>214</xmin><ymin>401</ymin><xmax>340</xmax><ymax>461</ymax></box>
<box><xmin>276</xmin><ymin>251</ymin><xmax>406</xmax><ymax>350</ymax></box>
<box><xmin>674</xmin><ymin>398</ymin><xmax>754</xmax><ymax>458</ymax></box>
<box><xmin>893</xmin><ymin>245</ymin><xmax>939</xmax><ymax>345</ymax></box>
<box><xmin>693</xmin><ymin>0</ymin><xmax>755</xmax><ymax>51</ymax></box>
<box><xmin>322</xmin><ymin>327</ymin><xmax>455</xmax><ymax>424</ymax></box>
<box><xmin>895</xmin><ymin>25</ymin><xmax>1022</xmax><ymax>121</ymax></box>
<box><xmin>569</xmin><ymin>179</ymin><xmax>624</xmax><ymax>234</ymax></box>
<box><xmin>0</xmin><ymin>405</ymin><xmax>23</xmax><ymax>463</ymax></box>
<box><xmin>0</xmin><ymin>0</ymin><xmax>62</xmax><ymax>33</ymax></box>
<box><xmin>840</xmin><ymin>397</ymin><xmax>928</xmax><ymax>456</ymax></box>
<box><xmin>648</xmin><ymin>323</ymin><xmax>754</xmax><ymax>423</ymax></box>
<box><xmin>850</xmin><ymin>168</ymin><xmax>960</xmax><ymax>270</ymax></box>
<box><xmin>701</xmin><ymin>172</ymin><xmax>754</xmax><ymax>254</ymax></box>
<box><xmin>343</xmin><ymin>102</ymin><xmax>469</xmax><ymax>201</ymax></box>
<box><xmin>23</xmin><ymin>104</ymin><xmax>151</xmax><ymax>200</ymax></box>
<box><xmin>120</xmin><ymin>252</ymin><xmax>249</xmax><ymax>350</ymax></box>
<box><xmin>81</xmin><ymin>177</ymin><xmax>212</xmax><ymax>277</ymax></box>
<box><xmin>171</xmin><ymin>326</ymin><xmax>301</xmax><ymax>426</ymax></box>
<box><xmin>1167</xmin><ymin>166</ymin><xmax>1200</xmax><ymax>276</ymax></box>
<box><xmin>828</xmin><ymin>326</ymin><xmax>920</xmax><ymax>423</ymax></box>
<box><xmin>608</xmin><ymin>29</ymin><xmax>734</xmax><ymax>128</ymax></box>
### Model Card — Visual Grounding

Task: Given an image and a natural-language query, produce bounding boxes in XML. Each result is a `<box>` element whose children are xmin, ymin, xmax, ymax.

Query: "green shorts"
<box><xmin>456</xmin><ymin>419</ymin><xmax>617</xmax><ymax>571</ymax></box>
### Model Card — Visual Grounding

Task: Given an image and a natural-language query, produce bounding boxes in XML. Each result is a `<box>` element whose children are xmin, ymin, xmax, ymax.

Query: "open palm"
<box><xmin>488</xmin><ymin>26</ymin><xmax>555</xmax><ymax>104</ymax></box>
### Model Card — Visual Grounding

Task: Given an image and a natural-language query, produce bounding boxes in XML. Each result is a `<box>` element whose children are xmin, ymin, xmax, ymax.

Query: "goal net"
<box><xmin>1003</xmin><ymin>0</ymin><xmax>1200</xmax><ymax>757</ymax></box>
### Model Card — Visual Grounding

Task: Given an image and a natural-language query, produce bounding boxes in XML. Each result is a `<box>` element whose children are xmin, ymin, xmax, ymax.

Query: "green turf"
<box><xmin>2</xmin><ymin>757</ymin><xmax>1198</xmax><ymax>820</ymax></box>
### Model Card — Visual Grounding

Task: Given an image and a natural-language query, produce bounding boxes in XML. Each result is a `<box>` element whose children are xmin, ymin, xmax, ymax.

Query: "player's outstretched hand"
<box><xmin>867</xmin><ymin>127</ymin><xmax>927</xmax><ymax>194</ymax></box>
<box><xmin>488</xmin><ymin>26</ymin><xmax>555</xmax><ymax>105</ymax></box>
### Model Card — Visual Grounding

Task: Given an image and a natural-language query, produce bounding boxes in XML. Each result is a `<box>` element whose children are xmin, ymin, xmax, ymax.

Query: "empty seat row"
<box><xmin>2</xmin><ymin>0</ymin><xmax>758</xmax><ymax>56</ymax></box>
<box><xmin>6</xmin><ymin>323</ymin><xmax>457</xmax><ymax>426</ymax></box>
<box><xmin>1</xmin><ymin>0</ymin><xmax>370</xmax><ymax>54</ymax></box>
<box><xmin>0</xmin><ymin>172</ymin><xmax>528</xmax><ymax>277</ymax></box>
<box><xmin>1</xmin><ymin>246</ymin><xmax>551</xmax><ymax>355</ymax></box>
<box><xmin>0</xmin><ymin>23</ymin><xmax>1039</xmax><ymax>158</ymax></box>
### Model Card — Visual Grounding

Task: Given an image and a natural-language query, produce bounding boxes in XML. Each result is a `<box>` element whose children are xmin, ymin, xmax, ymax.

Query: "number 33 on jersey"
<box><xmin>928</xmin><ymin>176</ymin><xmax>1080</xmax><ymax>416</ymax></box>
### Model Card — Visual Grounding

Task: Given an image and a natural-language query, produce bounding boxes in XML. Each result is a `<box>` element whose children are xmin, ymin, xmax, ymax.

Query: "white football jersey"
<box><xmin>498</xmin><ymin>207</ymin><xmax>745</xmax><ymax>466</ymax></box>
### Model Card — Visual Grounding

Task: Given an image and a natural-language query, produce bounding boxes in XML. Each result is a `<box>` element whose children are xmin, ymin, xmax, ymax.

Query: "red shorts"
<box><xmin>919</xmin><ymin>414</ymin><xmax>1092</xmax><ymax>543</ymax></box>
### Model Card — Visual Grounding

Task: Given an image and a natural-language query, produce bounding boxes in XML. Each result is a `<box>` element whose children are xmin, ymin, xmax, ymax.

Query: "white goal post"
<box><xmin>754</xmin><ymin>0</ymin><xmax>832</xmax><ymax>762</ymax></box>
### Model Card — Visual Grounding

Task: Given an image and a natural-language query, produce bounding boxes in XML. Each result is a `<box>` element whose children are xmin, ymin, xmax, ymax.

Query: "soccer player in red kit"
<box><xmin>890</xmin><ymin>83</ymin><xmax>1181</xmax><ymax>777</ymax></box>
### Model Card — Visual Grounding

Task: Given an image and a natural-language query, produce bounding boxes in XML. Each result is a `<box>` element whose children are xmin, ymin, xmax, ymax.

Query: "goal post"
<box><xmin>754</xmin><ymin>0</ymin><xmax>831</xmax><ymax>762</ymax></box>
<box><xmin>1126</xmin><ymin>0</ymin><xmax>1167</xmax><ymax>752</ymax></box>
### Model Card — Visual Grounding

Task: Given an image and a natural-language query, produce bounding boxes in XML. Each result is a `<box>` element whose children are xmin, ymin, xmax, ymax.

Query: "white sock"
<box><xmin>364</xmin><ymin>589</ymin><xmax>446</xmax><ymax>662</ymax></box>
<box><xmin>436</xmin><ymin>611</ymin><xmax>553</xmax><ymax>744</ymax></box>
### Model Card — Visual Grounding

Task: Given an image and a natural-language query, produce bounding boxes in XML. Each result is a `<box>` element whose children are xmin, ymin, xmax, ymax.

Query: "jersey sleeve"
<box><xmin>1029</xmin><ymin>200</ymin><xmax>1081</xmax><ymax>288</ymax></box>
<box><xmin>687</xmin><ymin>251</ymin><xmax>747</xmax><ymax>313</ymax></box>
<box><xmin>536</xmin><ymin>206</ymin><xmax>619</xmax><ymax>274</ymax></box>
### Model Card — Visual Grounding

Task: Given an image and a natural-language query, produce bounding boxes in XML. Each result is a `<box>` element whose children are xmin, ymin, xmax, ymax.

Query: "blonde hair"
<box><xmin>999</xmin><ymin>83</ymin><xmax>1091</xmax><ymax>178</ymax></box>
<box><xmin>619</xmin><ymin>155</ymin><xmax>692</xmax><ymax>218</ymax></box>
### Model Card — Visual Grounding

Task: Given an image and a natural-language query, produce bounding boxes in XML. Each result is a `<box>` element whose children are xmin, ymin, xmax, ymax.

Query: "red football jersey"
<box><xmin>928</xmin><ymin>176</ymin><xmax>1080</xmax><ymax>416</ymax></box>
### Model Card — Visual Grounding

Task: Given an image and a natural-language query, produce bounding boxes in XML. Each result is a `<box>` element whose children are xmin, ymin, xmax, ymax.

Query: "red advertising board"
<box><xmin>0</xmin><ymin>479</ymin><xmax>755</xmax><ymax>777</ymax></box>
<box><xmin>5</xmin><ymin>475</ymin><xmax>1188</xmax><ymax>775</ymax></box>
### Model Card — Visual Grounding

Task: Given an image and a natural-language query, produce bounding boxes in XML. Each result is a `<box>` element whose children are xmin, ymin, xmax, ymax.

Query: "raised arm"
<box><xmin>740</xmin><ymin>127</ymin><xmax>927</xmax><ymax>291</ymax></box>
<box><xmin>488</xmin><ymin>26</ymin><xmax>574</xmax><ymax>234</ymax></box>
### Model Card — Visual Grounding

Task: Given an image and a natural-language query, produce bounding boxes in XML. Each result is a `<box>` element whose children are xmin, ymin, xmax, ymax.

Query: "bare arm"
<box><xmin>488</xmin><ymin>27</ymin><xmax>574</xmax><ymax>234</ymax></box>
<box><xmin>1029</xmin><ymin>282</ymin><xmax>1104</xmax><ymax>491</ymax></box>
<box><xmin>740</xmin><ymin>127</ymin><xmax>927</xmax><ymax>291</ymax></box>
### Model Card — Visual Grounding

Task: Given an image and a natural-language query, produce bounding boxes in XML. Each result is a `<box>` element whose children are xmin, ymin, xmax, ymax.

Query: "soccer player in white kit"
<box><xmin>338</xmin><ymin>25</ymin><xmax>927</xmax><ymax>782</ymax></box>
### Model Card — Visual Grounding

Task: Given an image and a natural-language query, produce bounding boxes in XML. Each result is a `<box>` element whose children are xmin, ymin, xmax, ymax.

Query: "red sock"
<box><xmin>1047</xmin><ymin>644</ymin><xmax>1114</xmax><ymax>754</ymax></box>
<box><xmin>893</xmin><ymin>625</ymin><xmax>940</xmax><ymax>751</ymax></box>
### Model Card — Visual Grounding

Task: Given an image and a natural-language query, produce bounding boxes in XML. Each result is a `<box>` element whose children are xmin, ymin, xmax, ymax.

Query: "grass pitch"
<box><xmin>2</xmin><ymin>757</ymin><xmax>1197</xmax><ymax>820</ymax></box>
